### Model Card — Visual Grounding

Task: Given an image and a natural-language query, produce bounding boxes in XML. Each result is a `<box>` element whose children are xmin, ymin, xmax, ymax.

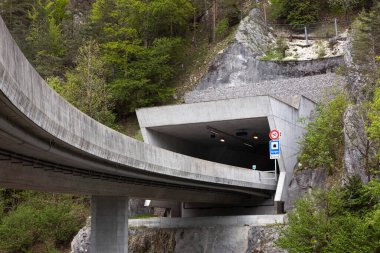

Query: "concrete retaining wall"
<box><xmin>129</xmin><ymin>215</ymin><xmax>285</xmax><ymax>228</ymax></box>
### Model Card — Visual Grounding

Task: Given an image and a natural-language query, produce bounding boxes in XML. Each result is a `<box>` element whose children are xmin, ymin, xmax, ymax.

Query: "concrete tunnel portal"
<box><xmin>137</xmin><ymin>95</ymin><xmax>316</xmax><ymax>216</ymax></box>
<box><xmin>144</xmin><ymin>117</ymin><xmax>274</xmax><ymax>171</ymax></box>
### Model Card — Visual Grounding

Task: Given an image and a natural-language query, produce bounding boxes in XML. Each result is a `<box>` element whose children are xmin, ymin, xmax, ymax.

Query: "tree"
<box><xmin>328</xmin><ymin>0</ymin><xmax>360</xmax><ymax>20</ymax></box>
<box><xmin>26</xmin><ymin>0</ymin><xmax>69</xmax><ymax>77</ymax></box>
<box><xmin>90</xmin><ymin>0</ymin><xmax>188</xmax><ymax>114</ymax></box>
<box><xmin>62</xmin><ymin>41</ymin><xmax>116</xmax><ymax>127</ymax></box>
<box><xmin>0</xmin><ymin>0</ymin><xmax>33</xmax><ymax>51</ymax></box>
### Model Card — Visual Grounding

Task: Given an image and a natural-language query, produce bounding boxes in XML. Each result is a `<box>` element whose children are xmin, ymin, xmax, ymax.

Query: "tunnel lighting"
<box><xmin>253</xmin><ymin>135</ymin><xmax>259</xmax><ymax>140</ymax></box>
<box><xmin>243</xmin><ymin>142</ymin><xmax>253</xmax><ymax>147</ymax></box>
<box><xmin>220</xmin><ymin>138</ymin><xmax>225</xmax><ymax>143</ymax></box>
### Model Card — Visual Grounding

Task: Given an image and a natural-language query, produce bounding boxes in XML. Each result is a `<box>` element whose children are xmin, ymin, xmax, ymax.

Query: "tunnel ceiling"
<box><xmin>148</xmin><ymin>117</ymin><xmax>271</xmax><ymax>148</ymax></box>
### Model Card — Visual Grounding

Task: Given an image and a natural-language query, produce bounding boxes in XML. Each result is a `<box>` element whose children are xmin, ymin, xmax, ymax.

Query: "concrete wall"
<box><xmin>137</xmin><ymin>95</ymin><xmax>316</xmax><ymax>204</ymax></box>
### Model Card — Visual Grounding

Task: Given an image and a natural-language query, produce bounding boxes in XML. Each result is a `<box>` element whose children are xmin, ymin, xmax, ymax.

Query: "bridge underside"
<box><xmin>0</xmin><ymin>92</ymin><xmax>271</xmax><ymax>204</ymax></box>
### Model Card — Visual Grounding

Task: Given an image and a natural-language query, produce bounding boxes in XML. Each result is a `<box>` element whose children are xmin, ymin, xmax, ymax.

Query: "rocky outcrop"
<box><xmin>285</xmin><ymin>168</ymin><xmax>328</xmax><ymax>210</ymax></box>
<box><xmin>71</xmin><ymin>223</ymin><xmax>286</xmax><ymax>253</ymax></box>
<box><xmin>195</xmin><ymin>9</ymin><xmax>344</xmax><ymax>91</ymax></box>
<box><xmin>133</xmin><ymin>225</ymin><xmax>286</xmax><ymax>253</ymax></box>
<box><xmin>71</xmin><ymin>218</ymin><xmax>91</xmax><ymax>253</ymax></box>
<box><xmin>129</xmin><ymin>229</ymin><xmax>176</xmax><ymax>253</ymax></box>
<box><xmin>342</xmin><ymin>20</ymin><xmax>374</xmax><ymax>184</ymax></box>
<box><xmin>343</xmin><ymin>105</ymin><xmax>370</xmax><ymax>183</ymax></box>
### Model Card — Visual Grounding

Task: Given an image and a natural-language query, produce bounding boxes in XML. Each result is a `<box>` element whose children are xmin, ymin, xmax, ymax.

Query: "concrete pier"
<box><xmin>91</xmin><ymin>196</ymin><xmax>129</xmax><ymax>253</ymax></box>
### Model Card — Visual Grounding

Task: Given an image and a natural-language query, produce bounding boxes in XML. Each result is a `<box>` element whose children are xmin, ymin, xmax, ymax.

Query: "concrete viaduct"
<box><xmin>0</xmin><ymin>15</ymin><xmax>313</xmax><ymax>252</ymax></box>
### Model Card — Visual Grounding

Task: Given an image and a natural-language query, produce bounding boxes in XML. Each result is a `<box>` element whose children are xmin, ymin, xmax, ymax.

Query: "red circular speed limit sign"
<box><xmin>269</xmin><ymin>130</ymin><xmax>280</xmax><ymax>140</ymax></box>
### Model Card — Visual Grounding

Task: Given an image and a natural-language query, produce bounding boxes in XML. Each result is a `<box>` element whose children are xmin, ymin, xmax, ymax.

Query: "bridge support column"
<box><xmin>90</xmin><ymin>196</ymin><xmax>129</xmax><ymax>253</ymax></box>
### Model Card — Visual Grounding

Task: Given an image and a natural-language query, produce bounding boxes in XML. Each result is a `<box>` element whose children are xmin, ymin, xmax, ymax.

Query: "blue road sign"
<box><xmin>270</xmin><ymin>140</ymin><xmax>280</xmax><ymax>159</ymax></box>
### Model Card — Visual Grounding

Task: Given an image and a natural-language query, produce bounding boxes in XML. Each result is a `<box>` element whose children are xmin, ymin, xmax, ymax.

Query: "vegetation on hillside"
<box><xmin>277</xmin><ymin>177</ymin><xmax>380</xmax><ymax>253</ymax></box>
<box><xmin>277</xmin><ymin>2</ymin><xmax>380</xmax><ymax>252</ymax></box>
<box><xmin>0</xmin><ymin>189</ymin><xmax>89</xmax><ymax>253</ymax></box>
<box><xmin>269</xmin><ymin>0</ymin><xmax>373</xmax><ymax>25</ymax></box>
<box><xmin>0</xmin><ymin>0</ymin><xmax>249</xmax><ymax>131</ymax></box>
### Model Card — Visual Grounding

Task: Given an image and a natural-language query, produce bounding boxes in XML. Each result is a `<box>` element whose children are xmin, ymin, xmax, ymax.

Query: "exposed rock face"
<box><xmin>249</xmin><ymin>226</ymin><xmax>286</xmax><ymax>253</ymax></box>
<box><xmin>342</xmin><ymin>21</ymin><xmax>373</xmax><ymax>184</ymax></box>
<box><xmin>71</xmin><ymin>224</ymin><xmax>286</xmax><ymax>253</ymax></box>
<box><xmin>343</xmin><ymin>105</ymin><xmax>370</xmax><ymax>183</ymax></box>
<box><xmin>130</xmin><ymin>226</ymin><xmax>286</xmax><ymax>253</ymax></box>
<box><xmin>129</xmin><ymin>229</ymin><xmax>176</xmax><ymax>253</ymax></box>
<box><xmin>285</xmin><ymin>168</ymin><xmax>328</xmax><ymax>210</ymax></box>
<box><xmin>195</xmin><ymin>9</ymin><xmax>344</xmax><ymax>91</ymax></box>
<box><xmin>71</xmin><ymin>218</ymin><xmax>91</xmax><ymax>253</ymax></box>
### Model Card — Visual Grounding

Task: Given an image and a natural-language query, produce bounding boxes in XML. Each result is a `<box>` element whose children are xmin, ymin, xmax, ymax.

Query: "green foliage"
<box><xmin>315</xmin><ymin>40</ymin><xmax>327</xmax><ymax>58</ymax></box>
<box><xmin>299</xmin><ymin>93</ymin><xmax>348</xmax><ymax>172</ymax></box>
<box><xmin>261</xmin><ymin>37</ymin><xmax>288</xmax><ymax>60</ymax></box>
<box><xmin>328</xmin><ymin>0</ymin><xmax>359</xmax><ymax>13</ymax></box>
<box><xmin>0</xmin><ymin>0</ymin><xmax>33</xmax><ymax>51</ymax></box>
<box><xmin>215</xmin><ymin>18</ymin><xmax>229</xmax><ymax>40</ymax></box>
<box><xmin>368</xmin><ymin>87</ymin><xmax>380</xmax><ymax>159</ymax></box>
<box><xmin>0</xmin><ymin>191</ymin><xmax>88</xmax><ymax>253</ymax></box>
<box><xmin>62</xmin><ymin>40</ymin><xmax>117</xmax><ymax>128</ymax></box>
<box><xmin>276</xmin><ymin>179</ymin><xmax>380</xmax><ymax>253</ymax></box>
<box><xmin>89</xmin><ymin>0</ymin><xmax>190</xmax><ymax>113</ymax></box>
<box><xmin>286</xmin><ymin>0</ymin><xmax>320</xmax><ymax>25</ymax></box>
<box><xmin>269</xmin><ymin>0</ymin><xmax>321</xmax><ymax>25</ymax></box>
<box><xmin>26</xmin><ymin>0</ymin><xmax>69</xmax><ymax>77</ymax></box>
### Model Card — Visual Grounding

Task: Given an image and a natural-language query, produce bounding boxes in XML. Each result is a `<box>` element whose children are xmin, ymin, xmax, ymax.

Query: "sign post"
<box><xmin>269</xmin><ymin>129</ymin><xmax>281</xmax><ymax>181</ymax></box>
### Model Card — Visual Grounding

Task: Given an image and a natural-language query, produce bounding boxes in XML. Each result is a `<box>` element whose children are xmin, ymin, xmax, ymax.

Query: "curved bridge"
<box><xmin>0</xmin><ymin>16</ymin><xmax>276</xmax><ymax>202</ymax></box>
<box><xmin>0</xmin><ymin>14</ymin><xmax>309</xmax><ymax>252</ymax></box>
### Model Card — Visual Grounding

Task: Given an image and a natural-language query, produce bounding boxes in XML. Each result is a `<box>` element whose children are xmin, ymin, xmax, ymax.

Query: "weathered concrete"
<box><xmin>128</xmin><ymin>215</ymin><xmax>285</xmax><ymax>228</ymax></box>
<box><xmin>137</xmin><ymin>95</ymin><xmax>316</xmax><ymax>206</ymax></box>
<box><xmin>91</xmin><ymin>196</ymin><xmax>129</xmax><ymax>253</ymax></box>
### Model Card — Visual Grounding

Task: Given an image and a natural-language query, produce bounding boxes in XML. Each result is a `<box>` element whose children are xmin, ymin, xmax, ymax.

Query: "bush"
<box><xmin>215</xmin><ymin>18</ymin><xmax>230</xmax><ymax>41</ymax></box>
<box><xmin>261</xmin><ymin>38</ymin><xmax>289</xmax><ymax>60</ymax></box>
<box><xmin>315</xmin><ymin>40</ymin><xmax>327</xmax><ymax>58</ymax></box>
<box><xmin>0</xmin><ymin>191</ymin><xmax>88</xmax><ymax>253</ymax></box>
<box><xmin>298</xmin><ymin>93</ymin><xmax>348</xmax><ymax>172</ymax></box>
<box><xmin>276</xmin><ymin>180</ymin><xmax>380</xmax><ymax>253</ymax></box>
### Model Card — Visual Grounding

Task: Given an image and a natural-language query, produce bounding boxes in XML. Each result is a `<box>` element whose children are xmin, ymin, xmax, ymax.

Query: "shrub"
<box><xmin>215</xmin><ymin>18</ymin><xmax>230</xmax><ymax>41</ymax></box>
<box><xmin>315</xmin><ymin>40</ymin><xmax>327</xmax><ymax>58</ymax></box>
<box><xmin>261</xmin><ymin>38</ymin><xmax>289</xmax><ymax>60</ymax></box>
<box><xmin>276</xmin><ymin>180</ymin><xmax>380</xmax><ymax>253</ymax></box>
<box><xmin>298</xmin><ymin>93</ymin><xmax>348</xmax><ymax>172</ymax></box>
<box><xmin>0</xmin><ymin>191</ymin><xmax>88</xmax><ymax>253</ymax></box>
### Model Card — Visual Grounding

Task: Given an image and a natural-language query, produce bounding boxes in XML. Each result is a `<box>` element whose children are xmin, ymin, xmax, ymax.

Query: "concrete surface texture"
<box><xmin>0</xmin><ymin>15</ymin><xmax>276</xmax><ymax>201</ymax></box>
<box><xmin>137</xmin><ymin>95</ymin><xmax>316</xmax><ymax>204</ymax></box>
<box><xmin>128</xmin><ymin>215</ymin><xmax>285</xmax><ymax>228</ymax></box>
<box><xmin>90</xmin><ymin>196</ymin><xmax>129</xmax><ymax>253</ymax></box>
<box><xmin>195</xmin><ymin>9</ymin><xmax>344</xmax><ymax>90</ymax></box>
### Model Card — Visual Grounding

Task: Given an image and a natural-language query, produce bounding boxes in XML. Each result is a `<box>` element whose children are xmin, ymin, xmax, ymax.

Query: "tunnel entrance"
<box><xmin>145</xmin><ymin>117</ymin><xmax>273</xmax><ymax>171</ymax></box>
